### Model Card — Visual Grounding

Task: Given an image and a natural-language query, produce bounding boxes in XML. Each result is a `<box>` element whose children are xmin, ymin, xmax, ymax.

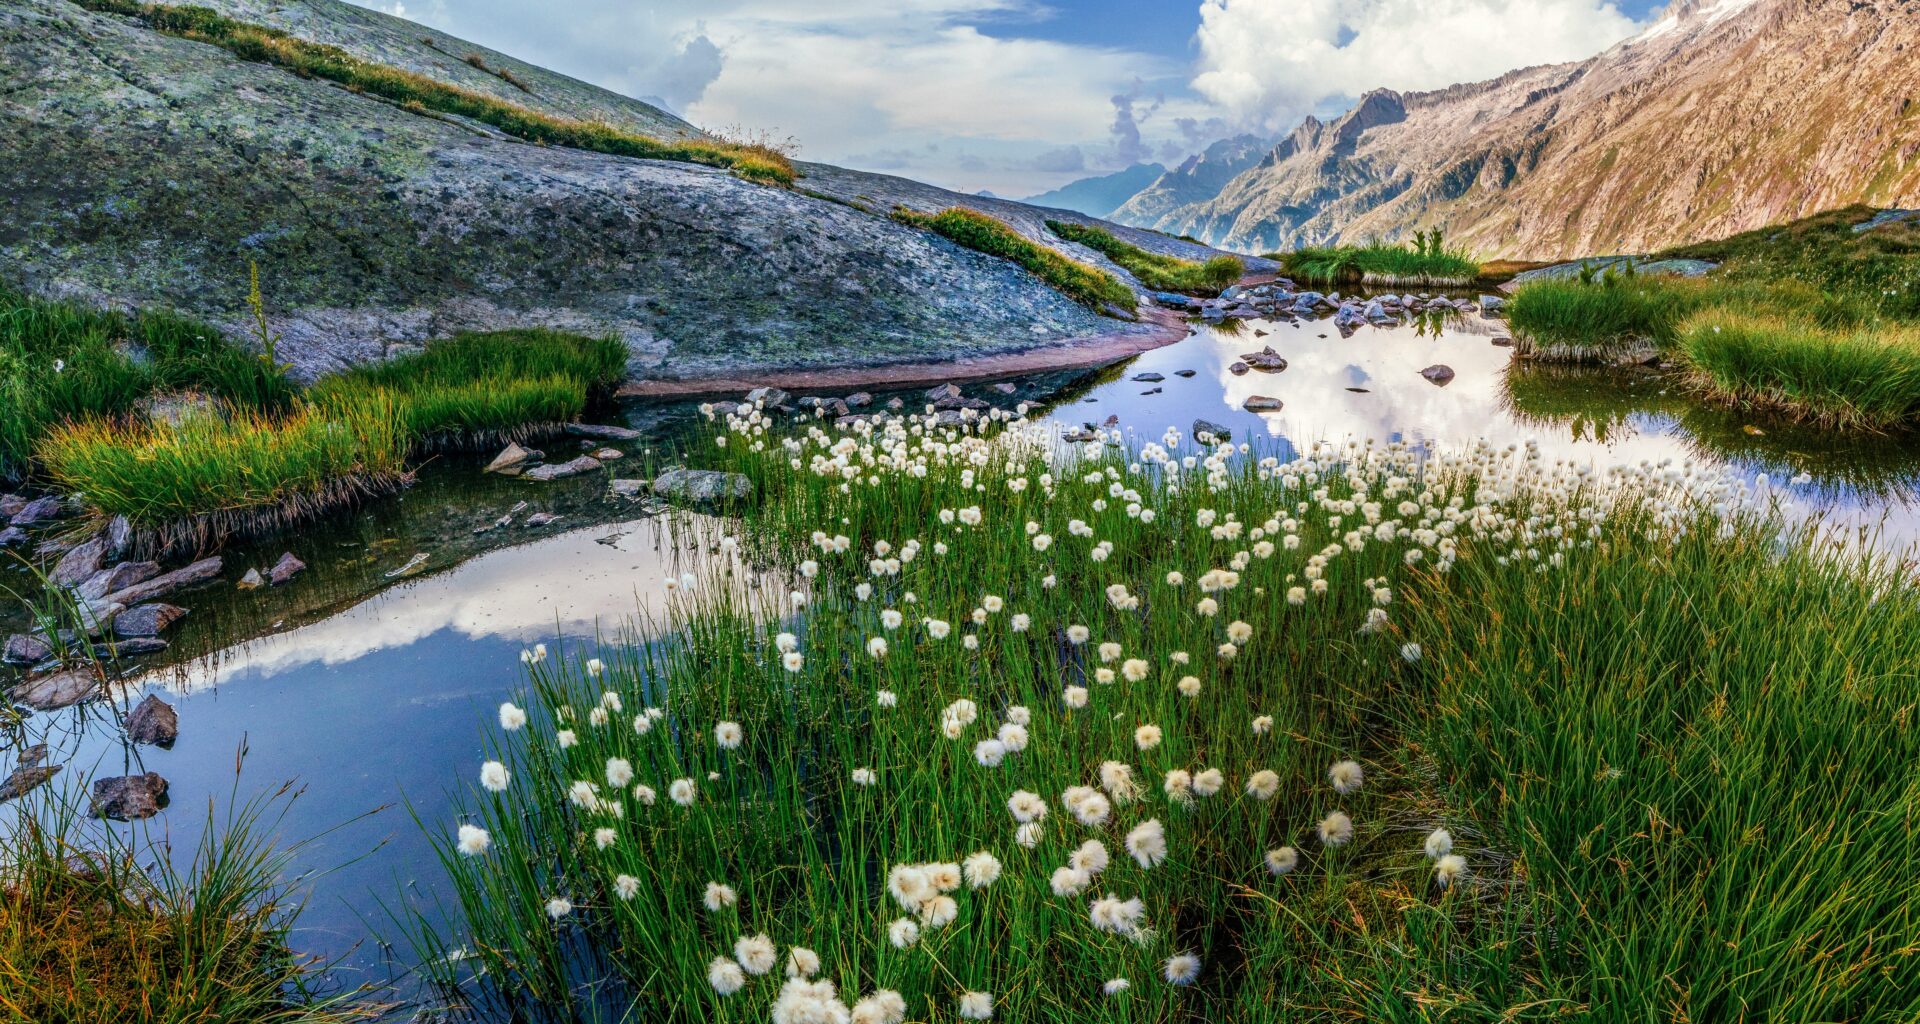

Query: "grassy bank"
<box><xmin>1045</xmin><ymin>220</ymin><xmax>1243</xmax><ymax>294</ymax></box>
<box><xmin>893</xmin><ymin>208</ymin><xmax>1136</xmax><ymax>314</ymax></box>
<box><xmin>412</xmin><ymin>407</ymin><xmax>1920</xmax><ymax>1021</ymax></box>
<box><xmin>73</xmin><ymin>0</ymin><xmax>795</xmax><ymax>186</ymax></box>
<box><xmin>1507</xmin><ymin>208</ymin><xmax>1920</xmax><ymax>426</ymax></box>
<box><xmin>0</xmin><ymin>788</ymin><xmax>373</xmax><ymax>1023</ymax></box>
<box><xmin>1</xmin><ymin>288</ymin><xmax>293</xmax><ymax>482</ymax></box>
<box><xmin>1274</xmin><ymin>231</ymin><xmax>1480</xmax><ymax>286</ymax></box>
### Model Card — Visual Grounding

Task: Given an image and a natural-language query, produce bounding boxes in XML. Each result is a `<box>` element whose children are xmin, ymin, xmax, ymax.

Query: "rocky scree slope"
<box><xmin>0</xmin><ymin>0</ymin><xmax>1254</xmax><ymax>383</ymax></box>
<box><xmin>1114</xmin><ymin>0</ymin><xmax>1920</xmax><ymax>259</ymax></box>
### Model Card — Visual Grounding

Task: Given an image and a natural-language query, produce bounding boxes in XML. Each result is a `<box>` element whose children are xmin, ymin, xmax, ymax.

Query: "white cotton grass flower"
<box><xmin>852</xmin><ymin>767</ymin><xmax>878</xmax><ymax>786</ymax></box>
<box><xmin>715</xmin><ymin>721</ymin><xmax>743</xmax><ymax>750</ymax></box>
<box><xmin>1121</xmin><ymin>658</ymin><xmax>1150</xmax><ymax>682</ymax></box>
<box><xmin>1251</xmin><ymin>715</ymin><xmax>1274</xmax><ymax>735</ymax></box>
<box><xmin>734</xmin><ymin>933</ymin><xmax>777</xmax><ymax>975</ymax></box>
<box><xmin>605</xmin><ymin>757</ymin><xmax>633</xmax><ymax>788</ymax></box>
<box><xmin>876</xmin><ymin>689</ymin><xmax>898</xmax><ymax>707</ymax></box>
<box><xmin>1015</xmin><ymin>821</ymin><xmax>1045</xmax><ymax>848</ymax></box>
<box><xmin>919</xmin><ymin>894</ymin><xmax>958</xmax><ymax>928</ymax></box>
<box><xmin>708</xmin><ymin>956</ymin><xmax>746</xmax><ymax>995</ymax></box>
<box><xmin>1134</xmin><ymin>724</ymin><xmax>1162</xmax><ymax>750</ymax></box>
<box><xmin>479</xmin><ymin>760</ymin><xmax>510</xmax><ymax>792</ymax></box>
<box><xmin>1425</xmin><ymin>828</ymin><xmax>1454</xmax><ymax>860</ymax></box>
<box><xmin>782</xmin><ymin>651</ymin><xmax>805</xmax><ymax>672</ymax></box>
<box><xmin>1246</xmin><ymin>769</ymin><xmax>1280</xmax><ymax>800</ymax></box>
<box><xmin>670</xmin><ymin>778</ymin><xmax>697</xmax><ymax>806</ymax></box>
<box><xmin>1176</xmin><ymin>675</ymin><xmax>1202</xmax><ymax>697</ymax></box>
<box><xmin>1265</xmin><ymin>846</ymin><xmax>1299</xmax><ymax>875</ymax></box>
<box><xmin>1162</xmin><ymin>952</ymin><xmax>1202</xmax><ymax>985</ymax></box>
<box><xmin>545</xmin><ymin>896</ymin><xmax>572</xmax><ymax>920</ymax></box>
<box><xmin>1328</xmin><ymin>759</ymin><xmax>1365</xmax><ymax>795</ymax></box>
<box><xmin>1125</xmin><ymin>819</ymin><xmax>1167</xmax><ymax>868</ymax></box>
<box><xmin>1317</xmin><ymin>810</ymin><xmax>1355</xmax><ymax>847</ymax></box>
<box><xmin>704</xmin><ymin>882</ymin><xmax>738</xmax><ymax>911</ymax></box>
<box><xmin>866</xmin><ymin>636</ymin><xmax>889</xmax><ymax>659</ymax></box>
<box><xmin>556</xmin><ymin>729</ymin><xmax>577</xmax><ymax>749</ymax></box>
<box><xmin>1104</xmin><ymin>978</ymin><xmax>1130</xmax><ymax>995</ymax></box>
<box><xmin>585</xmin><ymin>658</ymin><xmax>604</xmax><ymax>677</ymax></box>
<box><xmin>1434</xmin><ymin>853</ymin><xmax>1467</xmax><ymax>888</ymax></box>
<box><xmin>1401</xmin><ymin>642</ymin><xmax>1423</xmax><ymax>663</ymax></box>
<box><xmin>1191</xmin><ymin>768</ymin><xmax>1224</xmax><ymax>798</ymax></box>
<box><xmin>887</xmin><ymin>917</ymin><xmax>920</xmax><ymax>948</ymax></box>
<box><xmin>887</xmin><ymin>864</ymin><xmax>934</xmax><ymax>910</ymax></box>
<box><xmin>1089</xmin><ymin>894</ymin><xmax>1149</xmax><ymax>942</ymax></box>
<box><xmin>594</xmin><ymin>827</ymin><xmax>616</xmax><ymax>850</ymax></box>
<box><xmin>633</xmin><ymin>784</ymin><xmax>657</xmax><ymax>805</ymax></box>
<box><xmin>785</xmin><ymin>946</ymin><xmax>821</xmax><ymax>979</ymax></box>
<box><xmin>455</xmin><ymin>823</ymin><xmax>491</xmax><ymax>856</ymax></box>
<box><xmin>1162</xmin><ymin>769</ymin><xmax>1193</xmax><ymax>804</ymax></box>
<box><xmin>1070</xmin><ymin>839</ymin><xmax>1110</xmax><ymax>875</ymax></box>
<box><xmin>520</xmin><ymin>644</ymin><xmax>547</xmax><ymax>665</ymax></box>
<box><xmin>958</xmin><ymin>990</ymin><xmax>994</xmax><ymax>1020</ymax></box>
<box><xmin>614</xmin><ymin>874</ymin><xmax>640</xmax><ymax>900</ymax></box>
<box><xmin>963</xmin><ymin>851</ymin><xmax>1002</xmax><ymax>889</ymax></box>
<box><xmin>1066</xmin><ymin>624</ymin><xmax>1090</xmax><ymax>645</ymax></box>
<box><xmin>851</xmin><ymin>990</ymin><xmax>908</xmax><ymax>1024</ymax></box>
<box><xmin>974</xmin><ymin>738</ymin><xmax>1008</xmax><ymax>767</ymax></box>
<box><xmin>498</xmin><ymin>702</ymin><xmax>528</xmax><ymax>731</ymax></box>
<box><xmin>1063</xmin><ymin>685</ymin><xmax>1089</xmax><ymax>709</ymax></box>
<box><xmin>1007</xmin><ymin>790</ymin><xmax>1048</xmax><ymax>824</ymax></box>
<box><xmin>925</xmin><ymin>862</ymin><xmax>962</xmax><ymax>892</ymax></box>
<box><xmin>1099</xmin><ymin>761</ymin><xmax>1140</xmax><ymax>803</ymax></box>
<box><xmin>1226</xmin><ymin>620</ymin><xmax>1253</xmax><ymax>644</ymax></box>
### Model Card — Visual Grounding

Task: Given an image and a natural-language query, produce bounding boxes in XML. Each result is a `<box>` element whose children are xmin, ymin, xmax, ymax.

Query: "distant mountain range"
<box><xmin>1019</xmin><ymin>163</ymin><xmax>1164</xmax><ymax>219</ymax></box>
<box><xmin>1053</xmin><ymin>0</ymin><xmax>1920</xmax><ymax>259</ymax></box>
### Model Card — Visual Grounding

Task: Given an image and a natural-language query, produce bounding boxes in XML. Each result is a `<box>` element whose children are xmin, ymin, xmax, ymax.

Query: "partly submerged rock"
<box><xmin>565</xmin><ymin>422</ymin><xmax>642</xmax><ymax>441</ymax></box>
<box><xmin>1420</xmin><ymin>364</ymin><xmax>1457</xmax><ymax>386</ymax></box>
<box><xmin>610</xmin><ymin>479</ymin><xmax>649</xmax><ymax>498</ymax></box>
<box><xmin>75</xmin><ymin>561</ymin><xmax>162</xmax><ymax>603</ymax></box>
<box><xmin>3</xmin><ymin>633</ymin><xmax>53</xmax><ymax>666</ymax></box>
<box><xmin>50</xmin><ymin>537</ymin><xmax>107</xmax><ymax>588</ymax></box>
<box><xmin>0</xmin><ymin>527</ymin><xmax>25</xmax><ymax>549</ymax></box>
<box><xmin>1192</xmin><ymin>419</ymin><xmax>1232</xmax><ymax>443</ymax></box>
<box><xmin>651</xmin><ymin>469</ymin><xmax>753</xmax><ymax>506</ymax></box>
<box><xmin>1131</xmin><ymin>372</ymin><xmax>1165</xmax><ymax>383</ymax></box>
<box><xmin>9</xmin><ymin>666</ymin><xmax>102</xmax><ymax>711</ymax></box>
<box><xmin>485</xmin><ymin>442</ymin><xmax>540</xmax><ymax>474</ymax></box>
<box><xmin>237</xmin><ymin>568</ymin><xmax>265</xmax><ymax>590</ymax></box>
<box><xmin>1228</xmin><ymin>361</ymin><xmax>1250</xmax><ymax>376</ymax></box>
<box><xmin>523</xmin><ymin>455</ymin><xmax>603</xmax><ymax>481</ymax></box>
<box><xmin>525</xmin><ymin>512</ymin><xmax>564</xmax><ymax>527</ymax></box>
<box><xmin>92</xmin><ymin>772</ymin><xmax>169</xmax><ymax>821</ymax></box>
<box><xmin>104</xmin><ymin>556</ymin><xmax>222</xmax><ymax>607</ymax></box>
<box><xmin>0</xmin><ymin>763</ymin><xmax>60</xmax><ymax>803</ymax></box>
<box><xmin>1243</xmin><ymin>395</ymin><xmax>1284</xmax><ymax>412</ymax></box>
<box><xmin>1239</xmin><ymin>347</ymin><xmax>1288</xmax><ymax>372</ymax></box>
<box><xmin>746</xmin><ymin>387</ymin><xmax>793</xmax><ymax>410</ymax></box>
<box><xmin>115</xmin><ymin>603</ymin><xmax>187</xmax><ymax>638</ymax></box>
<box><xmin>589</xmin><ymin>447</ymin><xmax>624</xmax><ymax>461</ymax></box>
<box><xmin>269</xmin><ymin>552</ymin><xmax>307</xmax><ymax>585</ymax></box>
<box><xmin>9</xmin><ymin>495</ymin><xmax>63</xmax><ymax>527</ymax></box>
<box><xmin>125</xmin><ymin>693</ymin><xmax>179</xmax><ymax>747</ymax></box>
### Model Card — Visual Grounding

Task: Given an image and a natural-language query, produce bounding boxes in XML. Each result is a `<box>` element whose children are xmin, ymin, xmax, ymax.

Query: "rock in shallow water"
<box><xmin>1420</xmin><ymin>364</ymin><xmax>1457</xmax><ymax>386</ymax></box>
<box><xmin>523</xmin><ymin>456</ymin><xmax>603</xmax><ymax>482</ymax></box>
<box><xmin>105</xmin><ymin>556</ymin><xmax>222</xmax><ymax>607</ymax></box>
<box><xmin>1243</xmin><ymin>395</ymin><xmax>1284</xmax><ymax>412</ymax></box>
<box><xmin>76</xmin><ymin>561</ymin><xmax>161</xmax><ymax>603</ymax></box>
<box><xmin>3</xmin><ymin>633</ymin><xmax>53</xmax><ymax>666</ymax></box>
<box><xmin>125</xmin><ymin>693</ymin><xmax>179</xmax><ymax>747</ymax></box>
<box><xmin>0</xmin><ymin>763</ymin><xmax>60</xmax><ymax>803</ymax></box>
<box><xmin>269</xmin><ymin>552</ymin><xmax>307</xmax><ymax>585</ymax></box>
<box><xmin>485</xmin><ymin>442</ymin><xmax>540</xmax><ymax>474</ymax></box>
<box><xmin>92</xmin><ymin>772</ymin><xmax>168</xmax><ymax>820</ymax></box>
<box><xmin>565</xmin><ymin>422</ymin><xmax>642</xmax><ymax>441</ymax></box>
<box><xmin>50</xmin><ymin>537</ymin><xmax>106</xmax><ymax>588</ymax></box>
<box><xmin>9</xmin><ymin>666</ymin><xmax>102</xmax><ymax>711</ymax></box>
<box><xmin>115</xmin><ymin>603</ymin><xmax>187</xmax><ymax>638</ymax></box>
<box><xmin>652</xmin><ymin>469</ymin><xmax>753</xmax><ymax>505</ymax></box>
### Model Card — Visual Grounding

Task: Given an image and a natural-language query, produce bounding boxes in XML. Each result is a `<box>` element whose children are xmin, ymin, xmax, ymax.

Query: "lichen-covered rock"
<box><xmin>125</xmin><ymin>693</ymin><xmax>179</xmax><ymax>747</ymax></box>
<box><xmin>9</xmin><ymin>666</ymin><xmax>101</xmax><ymax>711</ymax></box>
<box><xmin>115</xmin><ymin>603</ymin><xmax>188</xmax><ymax>638</ymax></box>
<box><xmin>652</xmin><ymin>469</ymin><xmax>753</xmax><ymax>506</ymax></box>
<box><xmin>0</xmin><ymin>0</ymin><xmax>1239</xmax><ymax>383</ymax></box>
<box><xmin>92</xmin><ymin>772</ymin><xmax>169</xmax><ymax>820</ymax></box>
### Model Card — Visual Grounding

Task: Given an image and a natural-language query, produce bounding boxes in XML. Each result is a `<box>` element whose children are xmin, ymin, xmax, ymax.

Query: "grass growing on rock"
<box><xmin>1276</xmin><ymin>231</ymin><xmax>1480</xmax><ymax>286</ymax></box>
<box><xmin>0</xmin><ymin>288</ymin><xmax>294</xmax><ymax>482</ymax></box>
<box><xmin>1676</xmin><ymin>311</ymin><xmax>1920</xmax><ymax>429</ymax></box>
<box><xmin>73</xmin><ymin>0</ymin><xmax>796</xmax><ymax>187</ymax></box>
<box><xmin>0</xmin><ymin>787</ymin><xmax>375</xmax><ymax>1023</ymax></box>
<box><xmin>1045</xmin><ymin>221</ymin><xmax>1244</xmax><ymax>295</ymax></box>
<box><xmin>893</xmin><ymin>208</ymin><xmax>1137</xmax><ymax>315</ymax></box>
<box><xmin>413</xmin><ymin>402</ymin><xmax>1920</xmax><ymax>1022</ymax></box>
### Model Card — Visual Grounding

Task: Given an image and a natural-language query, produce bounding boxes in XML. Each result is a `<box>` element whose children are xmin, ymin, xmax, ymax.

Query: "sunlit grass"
<box><xmin>1276</xmin><ymin>234</ymin><xmax>1480</xmax><ymax>286</ymax></box>
<box><xmin>893</xmin><ymin>208</ymin><xmax>1137</xmax><ymax>314</ymax></box>
<box><xmin>1046</xmin><ymin>221</ymin><xmax>1243</xmax><ymax>295</ymax></box>
<box><xmin>1677</xmin><ymin>311</ymin><xmax>1920</xmax><ymax>429</ymax></box>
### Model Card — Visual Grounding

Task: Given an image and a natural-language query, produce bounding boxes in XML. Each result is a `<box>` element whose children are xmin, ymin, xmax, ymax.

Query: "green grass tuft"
<box><xmin>73</xmin><ymin>0</ymin><xmax>796</xmax><ymax>186</ymax></box>
<box><xmin>1045</xmin><ymin>220</ymin><xmax>1243</xmax><ymax>294</ymax></box>
<box><xmin>893</xmin><ymin>208</ymin><xmax>1137</xmax><ymax>314</ymax></box>
<box><xmin>1676</xmin><ymin>311</ymin><xmax>1920</xmax><ymax>429</ymax></box>
<box><xmin>1277</xmin><ymin>231</ymin><xmax>1480</xmax><ymax>286</ymax></box>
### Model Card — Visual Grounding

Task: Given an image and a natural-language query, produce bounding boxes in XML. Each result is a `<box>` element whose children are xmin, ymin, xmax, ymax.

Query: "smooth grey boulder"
<box><xmin>92</xmin><ymin>773</ymin><xmax>169</xmax><ymax>821</ymax></box>
<box><xmin>610</xmin><ymin>479</ymin><xmax>649</xmax><ymax>498</ymax></box>
<box><xmin>484</xmin><ymin>442</ymin><xmax>540</xmax><ymax>474</ymax></box>
<box><xmin>104</xmin><ymin>556</ymin><xmax>222</xmax><ymax>607</ymax></box>
<box><xmin>50</xmin><ymin>537</ymin><xmax>107</xmax><ymax>587</ymax></box>
<box><xmin>523</xmin><ymin>456</ymin><xmax>602</xmax><ymax>481</ymax></box>
<box><xmin>125</xmin><ymin>693</ymin><xmax>179</xmax><ymax>747</ymax></box>
<box><xmin>269</xmin><ymin>552</ymin><xmax>307</xmax><ymax>585</ymax></box>
<box><xmin>1131</xmin><ymin>372</ymin><xmax>1165</xmax><ymax>383</ymax></box>
<box><xmin>10</xmin><ymin>666</ymin><xmax>101</xmax><ymax>711</ymax></box>
<box><xmin>1192</xmin><ymin>419</ymin><xmax>1232</xmax><ymax>442</ymax></box>
<box><xmin>746</xmin><ymin>387</ymin><xmax>792</xmax><ymax>409</ymax></box>
<box><xmin>3</xmin><ymin>634</ymin><xmax>53</xmax><ymax>666</ymax></box>
<box><xmin>651</xmin><ymin>469</ymin><xmax>753</xmax><ymax>505</ymax></box>
<box><xmin>565</xmin><ymin>423</ymin><xmax>642</xmax><ymax>441</ymax></box>
<box><xmin>1420</xmin><ymin>364</ymin><xmax>1457</xmax><ymax>386</ymax></box>
<box><xmin>844</xmin><ymin>392</ymin><xmax>873</xmax><ymax>408</ymax></box>
<box><xmin>116</xmin><ymin>603</ymin><xmax>187</xmax><ymax>638</ymax></box>
<box><xmin>9</xmin><ymin>495</ymin><xmax>63</xmax><ymax>526</ymax></box>
<box><xmin>76</xmin><ymin>561</ymin><xmax>163</xmax><ymax>603</ymax></box>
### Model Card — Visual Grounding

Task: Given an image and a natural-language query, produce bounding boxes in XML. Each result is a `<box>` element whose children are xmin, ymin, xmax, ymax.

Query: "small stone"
<box><xmin>564</xmin><ymin>422</ymin><xmax>642</xmax><ymax>441</ymax></box>
<box><xmin>1346</xmin><ymin>387</ymin><xmax>1371</xmax><ymax>393</ymax></box>
<box><xmin>924</xmin><ymin>383</ymin><xmax>962</xmax><ymax>401</ymax></box>
<box><xmin>9</xmin><ymin>666</ymin><xmax>102</xmax><ymax>711</ymax></box>
<box><xmin>1243</xmin><ymin>395</ymin><xmax>1284</xmax><ymax>412</ymax></box>
<box><xmin>105</xmin><ymin>556</ymin><xmax>222</xmax><ymax>607</ymax></box>
<box><xmin>1228</xmin><ymin>362</ymin><xmax>1250</xmax><ymax>376</ymax></box>
<box><xmin>523</xmin><ymin>456</ymin><xmax>603</xmax><ymax>482</ymax></box>
<box><xmin>76</xmin><ymin>561</ymin><xmax>161</xmax><ymax>603</ymax></box>
<box><xmin>268</xmin><ymin>552</ymin><xmax>306</xmax><ymax>586</ymax></box>
<box><xmin>745</xmin><ymin>386</ymin><xmax>791</xmax><ymax>409</ymax></box>
<box><xmin>1420</xmin><ymin>364</ymin><xmax>1457</xmax><ymax>386</ymax></box>
<box><xmin>1131</xmin><ymin>372</ymin><xmax>1165</xmax><ymax>383</ymax></box>
<box><xmin>1174</xmin><ymin>369</ymin><xmax>1197</xmax><ymax>378</ymax></box>
<box><xmin>0</xmin><ymin>527</ymin><xmax>25</xmax><ymax>549</ymax></box>
<box><xmin>108</xmin><ymin>637</ymin><xmax>168</xmax><ymax>656</ymax></box>
<box><xmin>989</xmin><ymin>382</ymin><xmax>1017</xmax><ymax>395</ymax></box>
<box><xmin>0</xmin><ymin>763</ymin><xmax>60</xmax><ymax>803</ymax></box>
<box><xmin>0</xmin><ymin>494</ymin><xmax>23</xmax><ymax>517</ymax></box>
<box><xmin>237</xmin><ymin>569</ymin><xmax>264</xmax><ymax>589</ymax></box>
<box><xmin>1140</xmin><ymin>387</ymin><xmax>1162</xmax><ymax>395</ymax></box>
<box><xmin>525</xmin><ymin>512</ymin><xmax>563</xmax><ymax>527</ymax></box>
<box><xmin>1491</xmin><ymin>336</ymin><xmax>1514</xmax><ymax>347</ymax></box>
<box><xmin>886</xmin><ymin>397</ymin><xmax>904</xmax><ymax>410</ymax></box>
<box><xmin>125</xmin><ymin>693</ymin><xmax>179</xmax><ymax>747</ymax></box>
<box><xmin>115</xmin><ymin>603</ymin><xmax>187</xmax><ymax>638</ymax></box>
<box><xmin>652</xmin><ymin>469</ymin><xmax>753</xmax><ymax>505</ymax></box>
<box><xmin>485</xmin><ymin>442</ymin><xmax>540</xmax><ymax>473</ymax></box>
<box><xmin>3</xmin><ymin>633</ymin><xmax>53</xmax><ymax>666</ymax></box>
<box><xmin>610</xmin><ymin>479</ymin><xmax>649</xmax><ymax>498</ymax></box>
<box><xmin>92</xmin><ymin>772</ymin><xmax>169</xmax><ymax>820</ymax></box>
<box><xmin>590</xmin><ymin>448</ymin><xmax>624</xmax><ymax>461</ymax></box>
<box><xmin>1192</xmin><ymin>419</ymin><xmax>1231</xmax><ymax>443</ymax></box>
<box><xmin>844</xmin><ymin>392</ymin><xmax>873</xmax><ymax>408</ymax></box>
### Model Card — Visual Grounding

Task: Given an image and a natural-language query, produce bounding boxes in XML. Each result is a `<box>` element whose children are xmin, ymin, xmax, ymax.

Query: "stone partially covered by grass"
<box><xmin>0</xmin><ymin>288</ymin><xmax>295</xmax><ymax>482</ymax></box>
<box><xmin>0</xmin><ymin>788</ymin><xmax>374</xmax><ymax>1023</ymax></box>
<box><xmin>893</xmin><ymin>208</ymin><xmax>1137</xmax><ymax>315</ymax></box>
<box><xmin>1677</xmin><ymin>311</ymin><xmax>1920</xmax><ymax>430</ymax></box>
<box><xmin>1045</xmin><ymin>220</ymin><xmax>1244</xmax><ymax>295</ymax></box>
<box><xmin>35</xmin><ymin>396</ymin><xmax>411</xmax><ymax>551</ymax></box>
<box><xmin>412</xmin><ymin>404</ymin><xmax>1920</xmax><ymax>1022</ymax></box>
<box><xmin>311</xmin><ymin>328</ymin><xmax>628</xmax><ymax>449</ymax></box>
<box><xmin>72</xmin><ymin>0</ymin><xmax>796</xmax><ymax>187</ymax></box>
<box><xmin>1275</xmin><ymin>231</ymin><xmax>1480</xmax><ymax>286</ymax></box>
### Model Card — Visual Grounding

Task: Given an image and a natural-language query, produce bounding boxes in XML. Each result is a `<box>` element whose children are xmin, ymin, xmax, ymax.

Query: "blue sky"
<box><xmin>359</xmin><ymin>0</ymin><xmax>1663</xmax><ymax>196</ymax></box>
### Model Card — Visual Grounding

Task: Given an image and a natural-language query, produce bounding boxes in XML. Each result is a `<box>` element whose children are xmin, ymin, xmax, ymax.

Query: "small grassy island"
<box><xmin>1272</xmin><ymin>230</ymin><xmax>1482</xmax><ymax>287</ymax></box>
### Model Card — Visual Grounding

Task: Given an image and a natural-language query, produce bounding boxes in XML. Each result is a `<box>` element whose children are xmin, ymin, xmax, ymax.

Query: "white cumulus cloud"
<box><xmin>1191</xmin><ymin>0</ymin><xmax>1645</xmax><ymax>129</ymax></box>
